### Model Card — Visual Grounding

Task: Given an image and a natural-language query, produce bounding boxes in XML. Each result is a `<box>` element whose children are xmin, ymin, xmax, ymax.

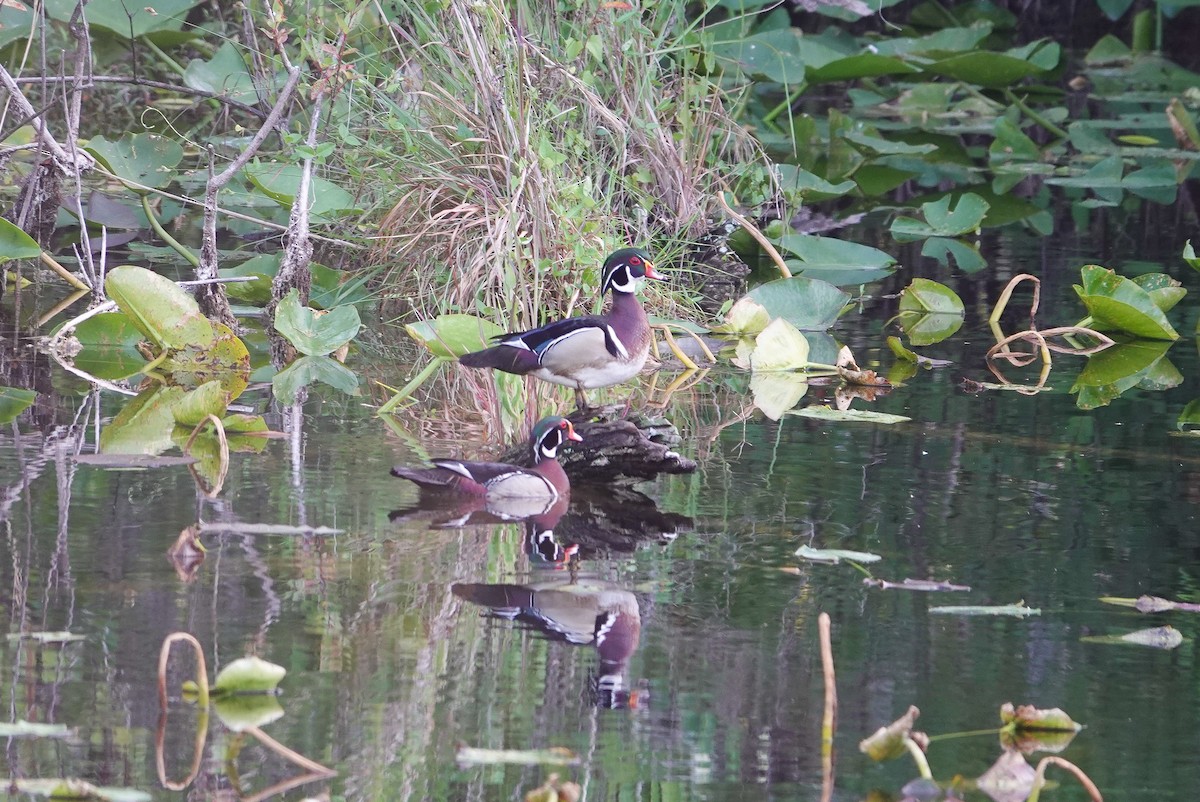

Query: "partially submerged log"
<box><xmin>503</xmin><ymin>406</ymin><xmax>697</xmax><ymax>485</ymax></box>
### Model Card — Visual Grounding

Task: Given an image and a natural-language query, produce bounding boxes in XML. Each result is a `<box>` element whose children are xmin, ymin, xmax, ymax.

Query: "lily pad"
<box><xmin>105</xmin><ymin>266</ymin><xmax>214</xmax><ymax>351</ymax></box>
<box><xmin>891</xmin><ymin>193</ymin><xmax>991</xmax><ymax>241</ymax></box>
<box><xmin>161</xmin><ymin>322</ymin><xmax>251</xmax><ymax>398</ymax></box>
<box><xmin>183</xmin><ymin>41</ymin><xmax>261</xmax><ymax>106</ymax></box>
<box><xmin>85</xmin><ymin>133</ymin><xmax>184</xmax><ymax>193</ymax></box>
<box><xmin>408</xmin><ymin>314</ymin><xmax>505</xmax><ymax>359</ymax></box>
<box><xmin>0</xmin><ymin>386</ymin><xmax>36</xmax><ymax>424</ymax></box>
<box><xmin>99</xmin><ymin>386</ymin><xmax>185</xmax><ymax>455</ymax></box>
<box><xmin>748</xmin><ymin>318</ymin><xmax>811</xmax><ymax>371</ymax></box>
<box><xmin>748</xmin><ymin>276</ymin><xmax>850</xmax><ymax>331</ymax></box>
<box><xmin>212</xmin><ymin>655</ymin><xmax>286</xmax><ymax>695</ymax></box>
<box><xmin>897</xmin><ymin>278</ymin><xmax>965</xmax><ymax>345</ymax></box>
<box><xmin>1075</xmin><ymin>264</ymin><xmax>1180</xmax><ymax>339</ymax></box>
<box><xmin>274</xmin><ymin>289</ymin><xmax>361</xmax><ymax>357</ymax></box>
<box><xmin>213</xmin><ymin>694</ymin><xmax>285</xmax><ymax>732</ymax></box>
<box><xmin>775</xmin><ymin>234</ymin><xmax>897</xmax><ymax>286</ymax></box>
<box><xmin>0</xmin><ymin>217</ymin><xmax>42</xmax><ymax>261</ymax></box>
<box><xmin>245</xmin><ymin>162</ymin><xmax>359</xmax><ymax>220</ymax></box>
<box><xmin>711</xmin><ymin>297</ymin><xmax>771</xmax><ymax>336</ymax></box>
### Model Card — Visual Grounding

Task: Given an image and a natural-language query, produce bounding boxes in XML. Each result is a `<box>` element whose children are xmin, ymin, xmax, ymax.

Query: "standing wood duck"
<box><xmin>390</xmin><ymin>416</ymin><xmax>581</xmax><ymax>501</ymax></box>
<box><xmin>459</xmin><ymin>247</ymin><xmax>664</xmax><ymax>409</ymax></box>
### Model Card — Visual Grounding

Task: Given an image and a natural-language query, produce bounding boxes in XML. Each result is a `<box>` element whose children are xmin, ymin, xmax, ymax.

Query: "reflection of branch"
<box><xmin>246</xmin><ymin>725</ymin><xmax>336</xmax><ymax>776</ymax></box>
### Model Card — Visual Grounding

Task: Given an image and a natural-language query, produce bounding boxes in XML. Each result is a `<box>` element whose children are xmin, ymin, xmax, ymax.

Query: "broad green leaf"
<box><xmin>1073</xmin><ymin>265</ymin><xmax>1179</xmax><ymax>340</ymax></box>
<box><xmin>925</xmin><ymin>51</ymin><xmax>1044</xmax><ymax>87</ymax></box>
<box><xmin>898</xmin><ymin>278</ymin><xmax>964</xmax><ymax>346</ymax></box>
<box><xmin>1072</xmin><ymin>339</ymin><xmax>1175</xmax><ymax>409</ymax></box>
<box><xmin>712</xmin><ymin>28</ymin><xmax>805</xmax><ymax>84</ymax></box>
<box><xmin>1096</xmin><ymin>0</ymin><xmax>1135</xmax><ymax>19</ymax></box>
<box><xmin>212</xmin><ymin>656</ymin><xmax>286</xmax><ymax>695</ymax></box>
<box><xmin>891</xmin><ymin>193</ymin><xmax>990</xmax><ymax>241</ymax></box>
<box><xmin>1131</xmin><ymin>273</ymin><xmax>1186</xmax><ymax>312</ymax></box>
<box><xmin>1179</xmin><ymin>399</ymin><xmax>1200</xmax><ymax>430</ymax></box>
<box><xmin>0</xmin><ymin>217</ymin><xmax>42</xmax><ymax>261</ymax></box>
<box><xmin>245</xmin><ymin>162</ymin><xmax>359</xmax><ymax>220</ymax></box>
<box><xmin>776</xmin><ymin>164</ymin><xmax>855</xmax><ymax>201</ymax></box>
<box><xmin>408</xmin><ymin>314</ymin><xmax>504</xmax><ymax>358</ymax></box>
<box><xmin>99</xmin><ymin>386</ymin><xmax>185</xmax><ymax>455</ymax></box>
<box><xmin>775</xmin><ymin>235</ymin><xmax>897</xmax><ymax>286</ymax></box>
<box><xmin>749</xmin><ymin>318</ymin><xmax>810</xmax><ymax>371</ymax></box>
<box><xmin>0</xmin><ymin>386</ymin><xmax>36</xmax><ymax>424</ymax></box>
<box><xmin>272</xmin><ymin>355</ymin><xmax>361</xmax><ymax>403</ymax></box>
<box><xmin>183</xmin><ymin>41</ymin><xmax>261</xmax><ymax>105</ymax></box>
<box><xmin>921</xmin><ymin>237</ymin><xmax>988</xmax><ymax>273</ymax></box>
<box><xmin>2</xmin><ymin>778</ymin><xmax>151</xmax><ymax>802</ymax></box>
<box><xmin>85</xmin><ymin>133</ymin><xmax>184</xmax><ymax>193</ymax></box>
<box><xmin>748</xmin><ymin>276</ymin><xmax>849</xmax><ymax>331</ymax></box>
<box><xmin>750</xmin><ymin>373</ymin><xmax>808</xmax><ymax>420</ymax></box>
<box><xmin>274</xmin><ymin>289</ymin><xmax>361</xmax><ymax>356</ymax></box>
<box><xmin>989</xmin><ymin>117</ymin><xmax>1042</xmax><ymax>164</ymax></box>
<box><xmin>796</xmin><ymin>545</ymin><xmax>882</xmax><ymax>564</ymax></box>
<box><xmin>1122</xmin><ymin>160</ymin><xmax>1178</xmax><ymax>203</ymax></box>
<box><xmin>105</xmin><ymin>266</ymin><xmax>214</xmax><ymax>351</ymax></box>
<box><xmin>806</xmin><ymin>52</ymin><xmax>918</xmax><ymax>83</ymax></box>
<box><xmin>790</xmin><ymin>406</ymin><xmax>911</xmax><ymax>424</ymax></box>
<box><xmin>33</xmin><ymin>0</ymin><xmax>199</xmax><ymax>42</ymax></box>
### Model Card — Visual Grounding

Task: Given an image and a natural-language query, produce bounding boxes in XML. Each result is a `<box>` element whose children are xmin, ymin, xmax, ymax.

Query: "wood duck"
<box><xmin>452</xmin><ymin>578</ymin><xmax>641</xmax><ymax>706</ymax></box>
<box><xmin>459</xmin><ymin>247</ymin><xmax>664</xmax><ymax>409</ymax></box>
<box><xmin>390</xmin><ymin>416</ymin><xmax>581</xmax><ymax>501</ymax></box>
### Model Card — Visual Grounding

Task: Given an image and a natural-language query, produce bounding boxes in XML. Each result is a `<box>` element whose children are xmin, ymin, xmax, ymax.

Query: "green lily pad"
<box><xmin>897</xmin><ymin>278</ymin><xmax>965</xmax><ymax>346</ymax></box>
<box><xmin>0</xmin><ymin>217</ymin><xmax>42</xmax><ymax>261</ymax></box>
<box><xmin>272</xmin><ymin>355</ymin><xmax>361</xmax><ymax>403</ymax></box>
<box><xmin>274</xmin><ymin>289</ymin><xmax>361</xmax><ymax>357</ymax></box>
<box><xmin>212</xmin><ymin>655</ymin><xmax>286</xmax><ymax>695</ymax></box>
<box><xmin>1178</xmin><ymin>398</ymin><xmax>1200</xmax><ymax>431</ymax></box>
<box><xmin>85</xmin><ymin>133</ymin><xmax>184</xmax><ymax>193</ymax></box>
<box><xmin>1183</xmin><ymin>240</ymin><xmax>1200</xmax><ymax>272</ymax></box>
<box><xmin>408</xmin><ymin>314</ymin><xmax>505</xmax><ymax>359</ymax></box>
<box><xmin>183</xmin><ymin>41</ymin><xmax>261</xmax><ymax>106</ymax></box>
<box><xmin>170</xmin><ymin>381</ymin><xmax>229</xmax><ymax>428</ymax></box>
<box><xmin>891</xmin><ymin>193</ymin><xmax>991</xmax><ymax>241</ymax></box>
<box><xmin>711</xmin><ymin>297</ymin><xmax>771</xmax><ymax>336</ymax></box>
<box><xmin>925</xmin><ymin>50</ymin><xmax>1048</xmax><ymax>88</ymax></box>
<box><xmin>776</xmin><ymin>164</ymin><xmax>856</xmax><ymax>201</ymax></box>
<box><xmin>245</xmin><ymin>162</ymin><xmax>359</xmax><ymax>220</ymax></box>
<box><xmin>712</xmin><ymin>28</ymin><xmax>806</xmax><ymax>84</ymax></box>
<box><xmin>105</xmin><ymin>266</ymin><xmax>214</xmax><ymax>351</ymax></box>
<box><xmin>748</xmin><ymin>318</ymin><xmax>811</xmax><ymax>372</ymax></box>
<box><xmin>0</xmin><ymin>386</ymin><xmax>36</xmax><ymax>424</ymax></box>
<box><xmin>748</xmin><ymin>276</ymin><xmax>849</xmax><ymax>331</ymax></box>
<box><xmin>1072</xmin><ymin>339</ymin><xmax>1178</xmax><ymax>409</ymax></box>
<box><xmin>775</xmin><ymin>234</ymin><xmax>897</xmax><ymax>286</ymax></box>
<box><xmin>1074</xmin><ymin>265</ymin><xmax>1180</xmax><ymax>340</ymax></box>
<box><xmin>1131</xmin><ymin>273</ymin><xmax>1186</xmax><ymax>313</ymax></box>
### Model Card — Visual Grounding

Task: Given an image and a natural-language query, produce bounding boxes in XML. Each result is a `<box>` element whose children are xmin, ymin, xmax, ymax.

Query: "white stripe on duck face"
<box><xmin>435</xmin><ymin>461</ymin><xmax>475</xmax><ymax>480</ymax></box>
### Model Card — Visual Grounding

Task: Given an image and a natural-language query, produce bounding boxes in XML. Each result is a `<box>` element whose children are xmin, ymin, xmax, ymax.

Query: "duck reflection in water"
<box><xmin>452</xmin><ymin>577</ymin><xmax>645</xmax><ymax>709</ymax></box>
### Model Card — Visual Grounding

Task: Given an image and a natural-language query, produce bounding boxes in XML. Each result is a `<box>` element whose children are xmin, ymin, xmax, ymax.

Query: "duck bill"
<box><xmin>565</xmin><ymin>422</ymin><xmax>584</xmax><ymax>442</ymax></box>
<box><xmin>643</xmin><ymin>261</ymin><xmax>664</xmax><ymax>280</ymax></box>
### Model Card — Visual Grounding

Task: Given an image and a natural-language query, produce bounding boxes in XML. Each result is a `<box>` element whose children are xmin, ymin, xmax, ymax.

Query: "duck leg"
<box><xmin>574</xmin><ymin>386</ymin><xmax>589</xmax><ymax>412</ymax></box>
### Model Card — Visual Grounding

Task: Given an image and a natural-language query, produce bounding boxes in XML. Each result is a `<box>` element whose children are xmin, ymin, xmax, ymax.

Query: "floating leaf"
<box><xmin>0</xmin><ymin>386</ymin><xmax>36</xmax><ymax>424</ymax></box>
<box><xmin>1183</xmin><ymin>240</ymin><xmax>1200</xmax><ymax>272</ymax></box>
<box><xmin>748</xmin><ymin>276</ymin><xmax>849</xmax><ymax>331</ymax></box>
<box><xmin>408</xmin><ymin>314</ymin><xmax>505</xmax><ymax>358</ymax></box>
<box><xmin>272</xmin><ymin>355</ymin><xmax>361</xmax><ymax>403</ymax></box>
<box><xmin>1072</xmin><ymin>339</ymin><xmax>1176</xmax><ymax>409</ymax></box>
<box><xmin>99</xmin><ymin>386</ymin><xmax>185</xmax><ymax>455</ymax></box>
<box><xmin>789</xmin><ymin>406</ymin><xmax>911</xmax><ymax>425</ymax></box>
<box><xmin>161</xmin><ymin>322</ymin><xmax>251</xmax><ymax>398</ymax></box>
<box><xmin>6</xmin><ymin>631</ymin><xmax>86</xmax><ymax>643</ymax></box>
<box><xmin>749</xmin><ymin>318</ymin><xmax>811</xmax><ymax>371</ymax></box>
<box><xmin>796</xmin><ymin>545</ymin><xmax>882</xmax><ymax>564</ymax></box>
<box><xmin>775</xmin><ymin>164</ymin><xmax>855</xmax><ymax>201</ymax></box>
<box><xmin>0</xmin><ymin>217</ymin><xmax>42</xmax><ymax>261</ymax></box>
<box><xmin>775</xmin><ymin>234</ymin><xmax>897</xmax><ymax>286</ymax></box>
<box><xmin>1000</xmin><ymin>703</ymin><xmax>1083</xmax><ymax>732</ymax></box>
<box><xmin>212</xmin><ymin>656</ymin><xmax>286</xmax><ymax>695</ymax></box>
<box><xmin>456</xmin><ymin>746</ymin><xmax>580</xmax><ymax>767</ymax></box>
<box><xmin>245</xmin><ymin>162</ymin><xmax>359</xmax><ymax>220</ymax></box>
<box><xmin>0</xmin><ymin>778</ymin><xmax>151</xmax><ymax>802</ymax></box>
<box><xmin>274</xmin><ymin>289</ymin><xmax>361</xmax><ymax>357</ymax></box>
<box><xmin>897</xmin><ymin>278</ymin><xmax>964</xmax><ymax>345</ymax></box>
<box><xmin>105</xmin><ymin>266</ymin><xmax>214</xmax><ymax>351</ymax></box>
<box><xmin>921</xmin><ymin>237</ymin><xmax>987</xmax><ymax>273</ymax></box>
<box><xmin>891</xmin><ymin>193</ymin><xmax>990</xmax><ymax>241</ymax></box>
<box><xmin>929</xmin><ymin>601</ymin><xmax>1041</xmax><ymax>617</ymax></box>
<box><xmin>85</xmin><ymin>133</ymin><xmax>184</xmax><ymax>193</ymax></box>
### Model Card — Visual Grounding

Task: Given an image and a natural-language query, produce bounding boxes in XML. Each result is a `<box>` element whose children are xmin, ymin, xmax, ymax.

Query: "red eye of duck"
<box><xmin>629</xmin><ymin>256</ymin><xmax>642</xmax><ymax>266</ymax></box>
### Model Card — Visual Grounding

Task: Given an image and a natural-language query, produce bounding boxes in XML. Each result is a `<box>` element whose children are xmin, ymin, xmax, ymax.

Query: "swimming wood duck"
<box><xmin>390</xmin><ymin>416</ymin><xmax>581</xmax><ymax>500</ymax></box>
<box><xmin>459</xmin><ymin>247</ymin><xmax>664</xmax><ymax>409</ymax></box>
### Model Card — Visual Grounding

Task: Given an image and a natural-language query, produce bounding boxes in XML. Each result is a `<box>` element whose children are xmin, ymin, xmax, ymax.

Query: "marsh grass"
<box><xmin>366</xmin><ymin>0</ymin><xmax>767</xmax><ymax>328</ymax></box>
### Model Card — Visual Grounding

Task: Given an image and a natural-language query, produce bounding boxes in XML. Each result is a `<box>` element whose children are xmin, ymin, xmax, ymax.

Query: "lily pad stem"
<box><xmin>378</xmin><ymin>358</ymin><xmax>446</xmax><ymax>414</ymax></box>
<box><xmin>142</xmin><ymin>195</ymin><xmax>199</xmax><ymax>267</ymax></box>
<box><xmin>762</xmin><ymin>83</ymin><xmax>808</xmax><ymax>127</ymax></box>
<box><xmin>716</xmin><ymin>190</ymin><xmax>792</xmax><ymax>278</ymax></box>
<box><xmin>39</xmin><ymin>251</ymin><xmax>90</xmax><ymax>291</ymax></box>
<box><xmin>1003</xmin><ymin>89</ymin><xmax>1069</xmax><ymax>142</ymax></box>
<box><xmin>903</xmin><ymin>736</ymin><xmax>933</xmax><ymax>781</ymax></box>
<box><xmin>142</xmin><ymin>38</ymin><xmax>187</xmax><ymax>77</ymax></box>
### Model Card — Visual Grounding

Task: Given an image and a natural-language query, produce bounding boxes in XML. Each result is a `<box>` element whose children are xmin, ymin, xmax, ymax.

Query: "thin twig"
<box><xmin>716</xmin><ymin>190</ymin><xmax>792</xmax><ymax>278</ymax></box>
<box><xmin>0</xmin><ymin>63</ymin><xmax>93</xmax><ymax>175</ymax></box>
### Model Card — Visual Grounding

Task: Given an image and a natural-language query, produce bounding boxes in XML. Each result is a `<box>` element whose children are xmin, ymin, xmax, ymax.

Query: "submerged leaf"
<box><xmin>796</xmin><ymin>545</ymin><xmax>882</xmax><ymax>564</ymax></box>
<box><xmin>859</xmin><ymin>705</ymin><xmax>921</xmax><ymax>762</ymax></box>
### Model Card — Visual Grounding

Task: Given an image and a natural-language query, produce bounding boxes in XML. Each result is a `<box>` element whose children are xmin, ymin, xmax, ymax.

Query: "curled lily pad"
<box><xmin>859</xmin><ymin>705</ymin><xmax>921</xmax><ymax>762</ymax></box>
<box><xmin>711</xmin><ymin>297</ymin><xmax>770</xmax><ymax>336</ymax></box>
<box><xmin>749</xmin><ymin>318</ymin><xmax>810</xmax><ymax>372</ymax></box>
<box><xmin>1074</xmin><ymin>265</ymin><xmax>1179</xmax><ymax>340</ymax></box>
<box><xmin>999</xmin><ymin>703</ymin><xmax>1083</xmax><ymax>733</ymax></box>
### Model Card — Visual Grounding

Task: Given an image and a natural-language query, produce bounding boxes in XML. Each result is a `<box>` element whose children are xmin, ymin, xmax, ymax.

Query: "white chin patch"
<box><xmin>539</xmin><ymin>442</ymin><xmax>557</xmax><ymax>460</ymax></box>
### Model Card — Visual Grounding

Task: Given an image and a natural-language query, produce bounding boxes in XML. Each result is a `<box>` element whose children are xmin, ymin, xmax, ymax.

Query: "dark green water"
<box><xmin>3</xmin><ymin>228</ymin><xmax>1200</xmax><ymax>801</ymax></box>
